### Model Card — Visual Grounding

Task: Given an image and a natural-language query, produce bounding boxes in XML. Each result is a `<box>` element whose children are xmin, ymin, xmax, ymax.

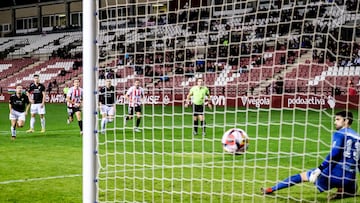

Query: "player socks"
<box><xmin>30</xmin><ymin>117</ymin><xmax>35</xmax><ymax>129</ymax></box>
<box><xmin>11</xmin><ymin>126</ymin><xmax>16</xmax><ymax>137</ymax></box>
<box><xmin>78</xmin><ymin>120</ymin><xmax>83</xmax><ymax>131</ymax></box>
<box><xmin>101</xmin><ymin>118</ymin><xmax>107</xmax><ymax>130</ymax></box>
<box><xmin>40</xmin><ymin>118</ymin><xmax>45</xmax><ymax>129</ymax></box>
<box><xmin>194</xmin><ymin>120</ymin><xmax>199</xmax><ymax>133</ymax></box>
<box><xmin>200</xmin><ymin>121</ymin><xmax>205</xmax><ymax>132</ymax></box>
<box><xmin>271</xmin><ymin>174</ymin><xmax>302</xmax><ymax>191</ymax></box>
<box><xmin>136</xmin><ymin>118</ymin><xmax>141</xmax><ymax>127</ymax></box>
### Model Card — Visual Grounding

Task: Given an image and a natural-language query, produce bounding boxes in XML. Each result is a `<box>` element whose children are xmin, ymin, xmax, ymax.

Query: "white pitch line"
<box><xmin>0</xmin><ymin>129</ymin><xmax>79</xmax><ymax>135</ymax></box>
<box><xmin>0</xmin><ymin>151</ymin><xmax>327</xmax><ymax>185</ymax></box>
<box><xmin>0</xmin><ymin>174</ymin><xmax>81</xmax><ymax>185</ymax></box>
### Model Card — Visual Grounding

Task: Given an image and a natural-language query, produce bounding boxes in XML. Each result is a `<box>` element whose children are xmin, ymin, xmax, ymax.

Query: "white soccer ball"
<box><xmin>222</xmin><ymin>128</ymin><xmax>249</xmax><ymax>155</ymax></box>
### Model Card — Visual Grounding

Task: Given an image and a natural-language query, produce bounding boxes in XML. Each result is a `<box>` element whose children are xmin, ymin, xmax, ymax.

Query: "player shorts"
<box><xmin>30</xmin><ymin>103</ymin><xmax>46</xmax><ymax>115</ymax></box>
<box><xmin>9</xmin><ymin>110</ymin><xmax>26</xmax><ymax>121</ymax></box>
<box><xmin>72</xmin><ymin>106</ymin><xmax>81</xmax><ymax>113</ymax></box>
<box><xmin>193</xmin><ymin>104</ymin><xmax>204</xmax><ymax>116</ymax></box>
<box><xmin>128</xmin><ymin>106</ymin><xmax>141</xmax><ymax>115</ymax></box>
<box><xmin>306</xmin><ymin>167</ymin><xmax>357</xmax><ymax>193</ymax></box>
<box><xmin>100</xmin><ymin>105</ymin><xmax>115</xmax><ymax>116</ymax></box>
<box><xmin>67</xmin><ymin>107</ymin><xmax>74</xmax><ymax>117</ymax></box>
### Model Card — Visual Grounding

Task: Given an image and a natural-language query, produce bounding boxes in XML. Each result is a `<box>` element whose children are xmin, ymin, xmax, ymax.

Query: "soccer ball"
<box><xmin>222</xmin><ymin>128</ymin><xmax>249</xmax><ymax>155</ymax></box>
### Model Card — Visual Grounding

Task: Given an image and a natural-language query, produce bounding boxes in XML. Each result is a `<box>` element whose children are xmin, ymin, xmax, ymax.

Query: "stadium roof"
<box><xmin>0</xmin><ymin>0</ymin><xmax>66</xmax><ymax>8</ymax></box>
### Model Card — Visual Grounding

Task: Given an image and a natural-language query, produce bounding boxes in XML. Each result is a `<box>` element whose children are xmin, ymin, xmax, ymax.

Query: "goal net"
<box><xmin>93</xmin><ymin>0</ymin><xmax>360</xmax><ymax>202</ymax></box>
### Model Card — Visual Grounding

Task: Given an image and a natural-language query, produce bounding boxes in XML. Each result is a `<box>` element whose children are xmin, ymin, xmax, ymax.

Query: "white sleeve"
<box><xmin>67</xmin><ymin>88</ymin><xmax>73</xmax><ymax>97</ymax></box>
<box><xmin>126</xmin><ymin>86</ymin><xmax>133</xmax><ymax>96</ymax></box>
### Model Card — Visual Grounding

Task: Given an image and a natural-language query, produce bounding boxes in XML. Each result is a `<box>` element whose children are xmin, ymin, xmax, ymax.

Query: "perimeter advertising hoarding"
<box><xmin>0</xmin><ymin>93</ymin><xmax>358</xmax><ymax>109</ymax></box>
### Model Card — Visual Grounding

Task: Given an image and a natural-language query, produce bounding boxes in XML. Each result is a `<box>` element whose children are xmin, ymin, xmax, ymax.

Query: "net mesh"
<box><xmin>96</xmin><ymin>0</ymin><xmax>360</xmax><ymax>202</ymax></box>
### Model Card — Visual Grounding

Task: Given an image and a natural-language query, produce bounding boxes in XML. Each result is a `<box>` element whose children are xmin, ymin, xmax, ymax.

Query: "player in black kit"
<box><xmin>99</xmin><ymin>79</ymin><xmax>116</xmax><ymax>134</ymax></box>
<box><xmin>9</xmin><ymin>85</ymin><xmax>30</xmax><ymax>140</ymax></box>
<box><xmin>26</xmin><ymin>74</ymin><xmax>46</xmax><ymax>133</ymax></box>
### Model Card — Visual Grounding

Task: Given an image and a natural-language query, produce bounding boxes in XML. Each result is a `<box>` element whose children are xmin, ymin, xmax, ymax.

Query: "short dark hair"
<box><xmin>336</xmin><ymin>111</ymin><xmax>353</xmax><ymax>125</ymax></box>
<box><xmin>33</xmin><ymin>74</ymin><xmax>39</xmax><ymax>78</ymax></box>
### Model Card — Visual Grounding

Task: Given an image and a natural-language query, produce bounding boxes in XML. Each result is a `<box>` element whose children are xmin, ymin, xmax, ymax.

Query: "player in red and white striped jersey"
<box><xmin>124</xmin><ymin>80</ymin><xmax>145</xmax><ymax>132</ymax></box>
<box><xmin>66</xmin><ymin>79</ymin><xmax>83</xmax><ymax>135</ymax></box>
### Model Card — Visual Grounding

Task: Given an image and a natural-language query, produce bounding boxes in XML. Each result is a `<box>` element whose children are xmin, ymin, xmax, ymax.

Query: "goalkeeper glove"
<box><xmin>309</xmin><ymin>168</ymin><xmax>321</xmax><ymax>183</ymax></box>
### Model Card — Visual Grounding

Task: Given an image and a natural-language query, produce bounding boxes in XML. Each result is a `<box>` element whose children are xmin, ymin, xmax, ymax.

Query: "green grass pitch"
<box><xmin>0</xmin><ymin>103</ymin><xmax>359</xmax><ymax>202</ymax></box>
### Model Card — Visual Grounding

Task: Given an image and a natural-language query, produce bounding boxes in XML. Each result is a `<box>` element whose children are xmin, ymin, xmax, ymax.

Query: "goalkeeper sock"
<box><xmin>272</xmin><ymin>174</ymin><xmax>302</xmax><ymax>191</ymax></box>
<box><xmin>136</xmin><ymin>118</ymin><xmax>141</xmax><ymax>127</ymax></box>
<box><xmin>194</xmin><ymin>120</ymin><xmax>199</xmax><ymax>132</ymax></box>
<box><xmin>78</xmin><ymin>120</ymin><xmax>83</xmax><ymax>131</ymax></box>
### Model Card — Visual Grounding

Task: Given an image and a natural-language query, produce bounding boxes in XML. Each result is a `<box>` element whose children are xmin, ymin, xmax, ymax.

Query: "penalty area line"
<box><xmin>0</xmin><ymin>174</ymin><xmax>81</xmax><ymax>185</ymax></box>
<box><xmin>0</xmin><ymin>129</ymin><xmax>80</xmax><ymax>135</ymax></box>
<box><xmin>0</xmin><ymin>150</ymin><xmax>328</xmax><ymax>185</ymax></box>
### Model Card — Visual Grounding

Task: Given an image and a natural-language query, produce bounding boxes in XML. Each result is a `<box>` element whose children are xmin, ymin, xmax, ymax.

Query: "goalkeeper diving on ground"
<box><xmin>262</xmin><ymin>111</ymin><xmax>359</xmax><ymax>200</ymax></box>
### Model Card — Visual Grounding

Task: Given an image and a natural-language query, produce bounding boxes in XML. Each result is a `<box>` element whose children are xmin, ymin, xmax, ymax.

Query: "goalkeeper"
<box><xmin>262</xmin><ymin>111</ymin><xmax>359</xmax><ymax>199</ymax></box>
<box><xmin>185</xmin><ymin>78</ymin><xmax>212</xmax><ymax>136</ymax></box>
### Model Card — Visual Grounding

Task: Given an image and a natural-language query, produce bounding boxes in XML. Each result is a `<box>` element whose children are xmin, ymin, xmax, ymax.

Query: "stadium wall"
<box><xmin>0</xmin><ymin>93</ymin><xmax>358</xmax><ymax>109</ymax></box>
<box><xmin>42</xmin><ymin>4</ymin><xmax>66</xmax><ymax>15</ymax></box>
<box><xmin>0</xmin><ymin>10</ymin><xmax>12</xmax><ymax>24</ymax></box>
<box><xmin>0</xmin><ymin>0</ymin><xmax>82</xmax><ymax>36</ymax></box>
<box><xmin>16</xmin><ymin>7</ymin><xmax>37</xmax><ymax>18</ymax></box>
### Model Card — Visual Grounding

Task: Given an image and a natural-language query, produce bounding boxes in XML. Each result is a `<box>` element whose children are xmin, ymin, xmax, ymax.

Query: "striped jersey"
<box><xmin>126</xmin><ymin>86</ymin><xmax>144</xmax><ymax>107</ymax></box>
<box><xmin>67</xmin><ymin>86</ymin><xmax>83</xmax><ymax>107</ymax></box>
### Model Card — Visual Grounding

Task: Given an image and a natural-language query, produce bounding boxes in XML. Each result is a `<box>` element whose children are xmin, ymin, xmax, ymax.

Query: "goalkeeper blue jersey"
<box><xmin>320</xmin><ymin>127</ymin><xmax>360</xmax><ymax>179</ymax></box>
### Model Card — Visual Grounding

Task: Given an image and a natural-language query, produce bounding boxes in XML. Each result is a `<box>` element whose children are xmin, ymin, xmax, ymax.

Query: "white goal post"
<box><xmin>83</xmin><ymin>0</ymin><xmax>97</xmax><ymax>202</ymax></box>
